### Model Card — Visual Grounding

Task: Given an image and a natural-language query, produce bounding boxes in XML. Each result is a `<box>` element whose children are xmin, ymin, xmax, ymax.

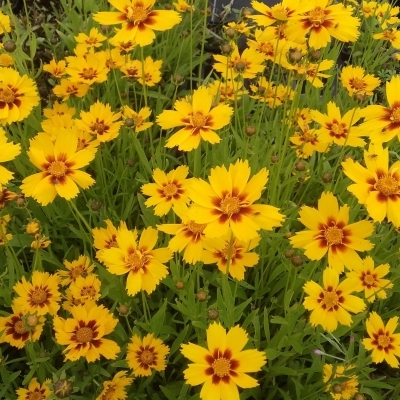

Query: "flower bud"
<box><xmin>26</xmin><ymin>314</ymin><xmax>38</xmax><ymax>327</ymax></box>
<box><xmin>126</xmin><ymin>158</ymin><xmax>135</xmax><ymax>167</ymax></box>
<box><xmin>289</xmin><ymin>49</ymin><xmax>302</xmax><ymax>62</ymax></box>
<box><xmin>333</xmin><ymin>384</ymin><xmax>343</xmax><ymax>394</ymax></box>
<box><xmin>196</xmin><ymin>290</ymin><xmax>207</xmax><ymax>302</ymax></box>
<box><xmin>90</xmin><ymin>201</ymin><xmax>102</xmax><ymax>211</ymax></box>
<box><xmin>291</xmin><ymin>254</ymin><xmax>303</xmax><ymax>266</ymax></box>
<box><xmin>271</xmin><ymin>155</ymin><xmax>279</xmax><ymax>163</ymax></box>
<box><xmin>322</xmin><ymin>172</ymin><xmax>332</xmax><ymax>183</ymax></box>
<box><xmin>284</xmin><ymin>249</ymin><xmax>294</xmax><ymax>259</ymax></box>
<box><xmin>241</xmin><ymin>7</ymin><xmax>252</xmax><ymax>17</ymax></box>
<box><xmin>225</xmin><ymin>28</ymin><xmax>236</xmax><ymax>38</ymax></box>
<box><xmin>173</xmin><ymin>74</ymin><xmax>184</xmax><ymax>84</ymax></box>
<box><xmin>309</xmin><ymin>50</ymin><xmax>321</xmax><ymax>60</ymax></box>
<box><xmin>295</xmin><ymin>161</ymin><xmax>306</xmax><ymax>171</ymax></box>
<box><xmin>54</xmin><ymin>379</ymin><xmax>73</xmax><ymax>399</ymax></box>
<box><xmin>118</xmin><ymin>305</ymin><xmax>129</xmax><ymax>316</ymax></box>
<box><xmin>26</xmin><ymin>221</ymin><xmax>40</xmax><ymax>235</ymax></box>
<box><xmin>354</xmin><ymin>394</ymin><xmax>365</xmax><ymax>400</ymax></box>
<box><xmin>221</xmin><ymin>43</ymin><xmax>232</xmax><ymax>54</ymax></box>
<box><xmin>175</xmin><ymin>281</ymin><xmax>184</xmax><ymax>290</ymax></box>
<box><xmin>4</xmin><ymin>40</ymin><xmax>16</xmax><ymax>53</ymax></box>
<box><xmin>101</xmin><ymin>25</ymin><xmax>110</xmax><ymax>33</ymax></box>
<box><xmin>245</xmin><ymin>126</ymin><xmax>256</xmax><ymax>136</ymax></box>
<box><xmin>16</xmin><ymin>197</ymin><xmax>26</xmax><ymax>207</ymax></box>
<box><xmin>125</xmin><ymin>118</ymin><xmax>135</xmax><ymax>127</ymax></box>
<box><xmin>207</xmin><ymin>308</ymin><xmax>219</xmax><ymax>320</ymax></box>
<box><xmin>235</xmin><ymin>61</ymin><xmax>246</xmax><ymax>72</ymax></box>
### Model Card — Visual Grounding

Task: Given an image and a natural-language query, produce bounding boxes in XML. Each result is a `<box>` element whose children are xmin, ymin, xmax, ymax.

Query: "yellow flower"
<box><xmin>0</xmin><ymin>214</ymin><xmax>12</xmax><ymax>245</ymax></box>
<box><xmin>43</xmin><ymin>101</ymin><xmax>76</xmax><ymax>119</ymax></box>
<box><xmin>75</xmin><ymin>27</ymin><xmax>107</xmax><ymax>47</ymax></box>
<box><xmin>340</xmin><ymin>65</ymin><xmax>380</xmax><ymax>97</ymax></box>
<box><xmin>224</xmin><ymin>21</ymin><xmax>251</xmax><ymax>36</ymax></box>
<box><xmin>247</xmin><ymin>29</ymin><xmax>288</xmax><ymax>62</ymax></box>
<box><xmin>58</xmin><ymin>255</ymin><xmax>95</xmax><ymax>286</ymax></box>
<box><xmin>375</xmin><ymin>3</ymin><xmax>400</xmax><ymax>28</ymax></box>
<box><xmin>43</xmin><ymin>59</ymin><xmax>67</xmax><ymax>78</ymax></box>
<box><xmin>207</xmin><ymin>79</ymin><xmax>248</xmax><ymax>103</ymax></box>
<box><xmin>96</xmin><ymin>371</ymin><xmax>134</xmax><ymax>400</ymax></box>
<box><xmin>303</xmin><ymin>268</ymin><xmax>366</xmax><ymax>332</ymax></box>
<box><xmin>103</xmin><ymin>48</ymin><xmax>125</xmax><ymax>69</ymax></box>
<box><xmin>92</xmin><ymin>219</ymin><xmax>128</xmax><ymax>259</ymax></box>
<box><xmin>109</xmin><ymin>35</ymin><xmax>137</xmax><ymax>53</ymax></box>
<box><xmin>53</xmin><ymin>78</ymin><xmax>89</xmax><ymax>101</ymax></box>
<box><xmin>0</xmin><ymin>10</ymin><xmax>11</xmax><ymax>34</ymax></box>
<box><xmin>31</xmin><ymin>234</ymin><xmax>51</xmax><ymax>250</ymax></box>
<box><xmin>53</xmin><ymin>303</ymin><xmax>120</xmax><ymax>362</ymax></box>
<box><xmin>157</xmin><ymin>86</ymin><xmax>233</xmax><ymax>151</ymax></box>
<box><xmin>126</xmin><ymin>333</ymin><xmax>169</xmax><ymax>376</ymax></box>
<box><xmin>363</xmin><ymin>312</ymin><xmax>400</xmax><ymax>368</ymax></box>
<box><xmin>69</xmin><ymin>274</ymin><xmax>102</xmax><ymax>304</ymax></box>
<box><xmin>181</xmin><ymin>323</ymin><xmax>266</xmax><ymax>400</ymax></box>
<box><xmin>13</xmin><ymin>271</ymin><xmax>61</xmax><ymax>316</ymax></box>
<box><xmin>373</xmin><ymin>28</ymin><xmax>400</xmax><ymax>49</ymax></box>
<box><xmin>121</xmin><ymin>105</ymin><xmax>153</xmax><ymax>133</ymax></box>
<box><xmin>290</xmin><ymin>59</ymin><xmax>334</xmax><ymax>88</ymax></box>
<box><xmin>66</xmin><ymin>52</ymin><xmax>109</xmax><ymax>85</ymax></box>
<box><xmin>0</xmin><ymin>127</ymin><xmax>21</xmax><ymax>185</ymax></box>
<box><xmin>173</xmin><ymin>0</ymin><xmax>195</xmax><ymax>13</ymax></box>
<box><xmin>0</xmin><ymin>53</ymin><xmax>14</xmax><ymax>67</ymax></box>
<box><xmin>362</xmin><ymin>1</ymin><xmax>377</xmax><ymax>17</ymax></box>
<box><xmin>0</xmin><ymin>187</ymin><xmax>19</xmax><ymax>209</ymax></box>
<box><xmin>323</xmin><ymin>364</ymin><xmax>359</xmax><ymax>400</ymax></box>
<box><xmin>290</xmin><ymin>192</ymin><xmax>374</xmax><ymax>273</ymax></box>
<box><xmin>141</xmin><ymin>165</ymin><xmax>191</xmax><ymax>216</ymax></box>
<box><xmin>16</xmin><ymin>378</ymin><xmax>52</xmax><ymax>400</ymax></box>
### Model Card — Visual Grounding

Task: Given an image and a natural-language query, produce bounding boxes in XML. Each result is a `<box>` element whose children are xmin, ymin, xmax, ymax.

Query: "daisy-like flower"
<box><xmin>97</xmin><ymin>226</ymin><xmax>172</xmax><ymax>296</ymax></box>
<box><xmin>141</xmin><ymin>165</ymin><xmax>191</xmax><ymax>216</ymax></box>
<box><xmin>21</xmin><ymin>131</ymin><xmax>96</xmax><ymax>206</ymax></box>
<box><xmin>103</xmin><ymin>48</ymin><xmax>125</xmax><ymax>70</ymax></box>
<box><xmin>207</xmin><ymin>79</ymin><xmax>248</xmax><ymax>103</ymax></box>
<box><xmin>346</xmin><ymin>256</ymin><xmax>393</xmax><ymax>302</ymax></box>
<box><xmin>213</xmin><ymin>46</ymin><xmax>265</xmax><ymax>80</ymax></box>
<box><xmin>224</xmin><ymin>21</ymin><xmax>251</xmax><ymax>36</ymax></box>
<box><xmin>43</xmin><ymin>102</ymin><xmax>76</xmax><ymax>119</ymax></box>
<box><xmin>96</xmin><ymin>371</ymin><xmax>133</xmax><ymax>400</ymax></box>
<box><xmin>58</xmin><ymin>255</ymin><xmax>95</xmax><ymax>286</ymax></box>
<box><xmin>0</xmin><ymin>305</ymin><xmax>45</xmax><ymax>349</ymax></box>
<box><xmin>16</xmin><ymin>378</ymin><xmax>52</xmax><ymax>400</ymax></box>
<box><xmin>0</xmin><ymin>67</ymin><xmax>40</xmax><ymax>124</ymax></box>
<box><xmin>136</xmin><ymin>56</ymin><xmax>162</xmax><ymax>86</ymax></box>
<box><xmin>43</xmin><ymin>59</ymin><xmax>67</xmax><ymax>78</ymax></box>
<box><xmin>75</xmin><ymin>27</ymin><xmax>107</xmax><ymax>48</ymax></box>
<box><xmin>53</xmin><ymin>78</ymin><xmax>89</xmax><ymax>101</ymax></box>
<box><xmin>70</xmin><ymin>274</ymin><xmax>102</xmax><ymax>304</ymax></box>
<box><xmin>121</xmin><ymin>105</ymin><xmax>153</xmax><ymax>133</ymax></box>
<box><xmin>75</xmin><ymin>100</ymin><xmax>122</xmax><ymax>142</ymax></box>
<box><xmin>66</xmin><ymin>52</ymin><xmax>109</xmax><ymax>85</ymax></box>
<box><xmin>303</xmin><ymin>268</ymin><xmax>366</xmax><ymax>332</ymax></box>
<box><xmin>363</xmin><ymin>312</ymin><xmax>400</xmax><ymax>368</ymax></box>
<box><xmin>126</xmin><ymin>333</ymin><xmax>169</xmax><ymax>376</ymax></box>
<box><xmin>0</xmin><ymin>10</ymin><xmax>11</xmax><ymax>34</ymax></box>
<box><xmin>174</xmin><ymin>0</ymin><xmax>195</xmax><ymax>13</ymax></box>
<box><xmin>375</xmin><ymin>3</ymin><xmax>400</xmax><ymax>28</ymax></box>
<box><xmin>373</xmin><ymin>28</ymin><xmax>400</xmax><ymax>49</ymax></box>
<box><xmin>120</xmin><ymin>59</ymin><xmax>141</xmax><ymax>80</ymax></box>
<box><xmin>93</xmin><ymin>0</ymin><xmax>182</xmax><ymax>47</ymax></box>
<box><xmin>323</xmin><ymin>364</ymin><xmax>359</xmax><ymax>400</ymax></box>
<box><xmin>290</xmin><ymin>192</ymin><xmax>374</xmax><ymax>273</ymax></box>
<box><xmin>250</xmin><ymin>78</ymin><xmax>294</xmax><ymax>108</ymax></box>
<box><xmin>53</xmin><ymin>303</ymin><xmax>120</xmax><ymax>362</ymax></box>
<box><xmin>290</xmin><ymin>59</ymin><xmax>334</xmax><ymax>88</ymax></box>
<box><xmin>0</xmin><ymin>53</ymin><xmax>14</xmax><ymax>67</ymax></box>
<box><xmin>109</xmin><ymin>35</ymin><xmax>137</xmax><ymax>53</ymax></box>
<box><xmin>310</xmin><ymin>102</ymin><xmax>365</xmax><ymax>148</ymax></box>
<box><xmin>358</xmin><ymin>75</ymin><xmax>400</xmax><ymax>143</ymax></box>
<box><xmin>187</xmin><ymin>159</ymin><xmax>285</xmax><ymax>242</ymax></box>
<box><xmin>157</xmin><ymin>204</ymin><xmax>208</xmax><ymax>264</ymax></box>
<box><xmin>92</xmin><ymin>219</ymin><xmax>127</xmax><ymax>259</ymax></box>
<box><xmin>362</xmin><ymin>1</ymin><xmax>377</xmax><ymax>18</ymax></box>
<box><xmin>342</xmin><ymin>143</ymin><xmax>400</xmax><ymax>226</ymax></box>
<box><xmin>157</xmin><ymin>86</ymin><xmax>233</xmax><ymax>152</ymax></box>
<box><xmin>181</xmin><ymin>323</ymin><xmax>266</xmax><ymax>400</ymax></box>
<box><xmin>13</xmin><ymin>271</ymin><xmax>61</xmax><ymax>316</ymax></box>
<box><xmin>340</xmin><ymin>65</ymin><xmax>380</xmax><ymax>98</ymax></box>
<box><xmin>285</xmin><ymin>0</ymin><xmax>361</xmax><ymax>50</ymax></box>
<box><xmin>0</xmin><ymin>127</ymin><xmax>21</xmax><ymax>185</ymax></box>
<box><xmin>247</xmin><ymin>29</ymin><xmax>288</xmax><ymax>63</ymax></box>
<box><xmin>202</xmin><ymin>233</ymin><xmax>260</xmax><ymax>281</ymax></box>
<box><xmin>31</xmin><ymin>234</ymin><xmax>51</xmax><ymax>250</ymax></box>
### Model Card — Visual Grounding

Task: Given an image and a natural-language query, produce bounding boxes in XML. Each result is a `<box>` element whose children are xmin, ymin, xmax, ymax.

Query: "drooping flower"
<box><xmin>16</xmin><ymin>378</ymin><xmax>52</xmax><ymax>400</ymax></box>
<box><xmin>181</xmin><ymin>323</ymin><xmax>266</xmax><ymax>400</ymax></box>
<box><xmin>323</xmin><ymin>364</ymin><xmax>359</xmax><ymax>400</ymax></box>
<box><xmin>187</xmin><ymin>159</ymin><xmax>285</xmax><ymax>242</ymax></box>
<box><xmin>290</xmin><ymin>192</ymin><xmax>374</xmax><ymax>273</ymax></box>
<box><xmin>54</xmin><ymin>303</ymin><xmax>120</xmax><ymax>362</ymax></box>
<box><xmin>363</xmin><ymin>312</ymin><xmax>400</xmax><ymax>368</ymax></box>
<box><xmin>126</xmin><ymin>333</ymin><xmax>169</xmax><ymax>376</ymax></box>
<box><xmin>303</xmin><ymin>268</ymin><xmax>366</xmax><ymax>332</ymax></box>
<box><xmin>93</xmin><ymin>0</ymin><xmax>182</xmax><ymax>47</ymax></box>
<box><xmin>58</xmin><ymin>255</ymin><xmax>95</xmax><ymax>286</ymax></box>
<box><xmin>53</xmin><ymin>78</ymin><xmax>90</xmax><ymax>101</ymax></box>
<box><xmin>157</xmin><ymin>86</ymin><xmax>233</xmax><ymax>151</ymax></box>
<box><xmin>340</xmin><ymin>65</ymin><xmax>380</xmax><ymax>98</ymax></box>
<box><xmin>0</xmin><ymin>127</ymin><xmax>21</xmax><ymax>185</ymax></box>
<box><xmin>0</xmin><ymin>186</ymin><xmax>19</xmax><ymax>208</ymax></box>
<box><xmin>98</xmin><ymin>226</ymin><xmax>172</xmax><ymax>296</ymax></box>
<box><xmin>342</xmin><ymin>143</ymin><xmax>400</xmax><ymax>227</ymax></box>
<box><xmin>0</xmin><ymin>67</ymin><xmax>40</xmax><ymax>124</ymax></box>
<box><xmin>96</xmin><ymin>371</ymin><xmax>134</xmax><ymax>400</ymax></box>
<box><xmin>121</xmin><ymin>105</ymin><xmax>153</xmax><ymax>133</ymax></box>
<box><xmin>31</xmin><ymin>233</ymin><xmax>51</xmax><ymax>250</ymax></box>
<box><xmin>346</xmin><ymin>256</ymin><xmax>393</xmax><ymax>302</ymax></box>
<box><xmin>20</xmin><ymin>130</ymin><xmax>96</xmax><ymax>206</ymax></box>
<box><xmin>141</xmin><ymin>165</ymin><xmax>191</xmax><ymax>216</ymax></box>
<box><xmin>75</xmin><ymin>27</ymin><xmax>107</xmax><ymax>48</ymax></box>
<box><xmin>43</xmin><ymin>59</ymin><xmax>67</xmax><ymax>78</ymax></box>
<box><xmin>13</xmin><ymin>271</ymin><xmax>61</xmax><ymax>316</ymax></box>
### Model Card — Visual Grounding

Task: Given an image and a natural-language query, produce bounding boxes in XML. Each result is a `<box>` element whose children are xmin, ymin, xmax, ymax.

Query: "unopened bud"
<box><xmin>118</xmin><ymin>305</ymin><xmax>129</xmax><ymax>315</ymax></box>
<box><xmin>221</xmin><ymin>43</ymin><xmax>232</xmax><ymax>54</ymax></box>
<box><xmin>295</xmin><ymin>161</ymin><xmax>306</xmax><ymax>171</ymax></box>
<box><xmin>196</xmin><ymin>290</ymin><xmax>207</xmax><ymax>302</ymax></box>
<box><xmin>175</xmin><ymin>281</ymin><xmax>184</xmax><ymax>290</ymax></box>
<box><xmin>289</xmin><ymin>50</ymin><xmax>302</xmax><ymax>62</ymax></box>
<box><xmin>245</xmin><ymin>126</ymin><xmax>256</xmax><ymax>136</ymax></box>
<box><xmin>322</xmin><ymin>172</ymin><xmax>332</xmax><ymax>183</ymax></box>
<box><xmin>291</xmin><ymin>254</ymin><xmax>303</xmax><ymax>266</ymax></box>
<box><xmin>26</xmin><ymin>314</ymin><xmax>38</xmax><ymax>327</ymax></box>
<box><xmin>207</xmin><ymin>308</ymin><xmax>219</xmax><ymax>320</ymax></box>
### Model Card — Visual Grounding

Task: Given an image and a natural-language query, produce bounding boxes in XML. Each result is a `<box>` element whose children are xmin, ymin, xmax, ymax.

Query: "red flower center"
<box><xmin>0</xmin><ymin>86</ymin><xmax>15</xmax><ymax>103</ymax></box>
<box><xmin>30</xmin><ymin>287</ymin><xmax>49</xmax><ymax>305</ymax></box>
<box><xmin>220</xmin><ymin>195</ymin><xmax>240</xmax><ymax>217</ymax></box>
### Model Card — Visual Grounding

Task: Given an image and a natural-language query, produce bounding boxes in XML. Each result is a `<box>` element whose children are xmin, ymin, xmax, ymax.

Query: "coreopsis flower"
<box><xmin>75</xmin><ymin>100</ymin><xmax>122</xmax><ymax>142</ymax></box>
<box><xmin>157</xmin><ymin>204</ymin><xmax>208</xmax><ymax>264</ymax></box>
<box><xmin>188</xmin><ymin>159</ymin><xmax>284</xmax><ymax>242</ymax></box>
<box><xmin>342</xmin><ymin>143</ymin><xmax>400</xmax><ymax>226</ymax></box>
<box><xmin>0</xmin><ymin>127</ymin><xmax>21</xmax><ymax>185</ymax></box>
<box><xmin>134</xmin><ymin>56</ymin><xmax>162</xmax><ymax>86</ymax></box>
<box><xmin>66</xmin><ymin>53</ymin><xmax>109</xmax><ymax>85</ymax></box>
<box><xmin>53</xmin><ymin>78</ymin><xmax>89</xmax><ymax>101</ymax></box>
<box><xmin>323</xmin><ymin>364</ymin><xmax>359</xmax><ymax>400</ymax></box>
<box><xmin>346</xmin><ymin>256</ymin><xmax>393</xmax><ymax>302</ymax></box>
<box><xmin>103</xmin><ymin>48</ymin><xmax>125</xmax><ymax>69</ymax></box>
<box><xmin>303</xmin><ymin>268</ymin><xmax>366</xmax><ymax>332</ymax></box>
<box><xmin>174</xmin><ymin>0</ymin><xmax>195</xmax><ymax>13</ymax></box>
<box><xmin>247</xmin><ymin>29</ymin><xmax>288</xmax><ymax>63</ymax></box>
<box><xmin>207</xmin><ymin>79</ymin><xmax>248</xmax><ymax>103</ymax></box>
<box><xmin>0</xmin><ymin>186</ymin><xmax>19</xmax><ymax>208</ymax></box>
<box><xmin>181</xmin><ymin>323</ymin><xmax>266</xmax><ymax>400</ymax></box>
<box><xmin>250</xmin><ymin>78</ymin><xmax>294</xmax><ymax>108</ymax></box>
<box><xmin>43</xmin><ymin>101</ymin><xmax>76</xmax><ymax>119</ymax></box>
<box><xmin>0</xmin><ymin>67</ymin><xmax>40</xmax><ymax>124</ymax></box>
<box><xmin>340</xmin><ymin>65</ymin><xmax>380</xmax><ymax>98</ymax></box>
<box><xmin>13</xmin><ymin>271</ymin><xmax>61</xmax><ymax>316</ymax></box>
<box><xmin>375</xmin><ymin>3</ymin><xmax>400</xmax><ymax>28</ymax></box>
<box><xmin>259</xmin><ymin>23</ymin><xmax>307</xmax><ymax>49</ymax></box>
<box><xmin>97</xmin><ymin>227</ymin><xmax>172</xmax><ymax>296</ymax></box>
<box><xmin>109</xmin><ymin>35</ymin><xmax>137</xmax><ymax>53</ymax></box>
<box><xmin>53</xmin><ymin>303</ymin><xmax>120</xmax><ymax>362</ymax></box>
<box><xmin>291</xmin><ymin>59</ymin><xmax>334</xmax><ymax>88</ymax></box>
<box><xmin>59</xmin><ymin>255</ymin><xmax>95</xmax><ymax>286</ymax></box>
<box><xmin>0</xmin><ymin>214</ymin><xmax>12</xmax><ymax>244</ymax></box>
<box><xmin>213</xmin><ymin>46</ymin><xmax>265</xmax><ymax>80</ymax></box>
<box><xmin>96</xmin><ymin>371</ymin><xmax>133</xmax><ymax>400</ymax></box>
<box><xmin>126</xmin><ymin>333</ymin><xmax>169</xmax><ymax>376</ymax></box>
<box><xmin>43</xmin><ymin>59</ymin><xmax>67</xmax><ymax>78</ymax></box>
<box><xmin>373</xmin><ymin>28</ymin><xmax>400</xmax><ymax>49</ymax></box>
<box><xmin>363</xmin><ymin>312</ymin><xmax>400</xmax><ymax>367</ymax></box>
<box><xmin>120</xmin><ymin>59</ymin><xmax>141</xmax><ymax>80</ymax></box>
<box><xmin>69</xmin><ymin>274</ymin><xmax>102</xmax><ymax>304</ymax></box>
<box><xmin>92</xmin><ymin>219</ymin><xmax>127</xmax><ymax>259</ymax></box>
<box><xmin>0</xmin><ymin>10</ymin><xmax>11</xmax><ymax>34</ymax></box>
<box><xmin>141</xmin><ymin>165</ymin><xmax>191</xmax><ymax>216</ymax></box>
<box><xmin>93</xmin><ymin>0</ymin><xmax>182</xmax><ymax>46</ymax></box>
<box><xmin>31</xmin><ymin>233</ymin><xmax>51</xmax><ymax>250</ymax></box>
<box><xmin>0</xmin><ymin>306</ymin><xmax>45</xmax><ymax>349</ymax></box>
<box><xmin>40</xmin><ymin>115</ymin><xmax>75</xmax><ymax>140</ymax></box>
<box><xmin>25</xmin><ymin>220</ymin><xmax>40</xmax><ymax>235</ymax></box>
<box><xmin>285</xmin><ymin>0</ymin><xmax>360</xmax><ymax>50</ymax></box>
<box><xmin>157</xmin><ymin>86</ymin><xmax>233</xmax><ymax>151</ymax></box>
<box><xmin>20</xmin><ymin>131</ymin><xmax>96</xmax><ymax>206</ymax></box>
<box><xmin>290</xmin><ymin>192</ymin><xmax>374</xmax><ymax>273</ymax></box>
<box><xmin>75</xmin><ymin>27</ymin><xmax>107</xmax><ymax>47</ymax></box>
<box><xmin>16</xmin><ymin>378</ymin><xmax>52</xmax><ymax>400</ymax></box>
<box><xmin>202</xmin><ymin>233</ymin><xmax>260</xmax><ymax>280</ymax></box>
<box><xmin>0</xmin><ymin>53</ymin><xmax>14</xmax><ymax>67</ymax></box>
<box><xmin>121</xmin><ymin>105</ymin><xmax>153</xmax><ymax>133</ymax></box>
<box><xmin>362</xmin><ymin>1</ymin><xmax>377</xmax><ymax>17</ymax></box>
<box><xmin>310</xmin><ymin>102</ymin><xmax>365</xmax><ymax>148</ymax></box>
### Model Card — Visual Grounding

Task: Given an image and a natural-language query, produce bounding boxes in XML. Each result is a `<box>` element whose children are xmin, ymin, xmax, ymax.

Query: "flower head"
<box><xmin>66</xmin><ymin>53</ymin><xmax>109</xmax><ymax>85</ymax></box>
<box><xmin>43</xmin><ymin>59</ymin><xmax>67</xmax><ymax>78</ymax></box>
<box><xmin>53</xmin><ymin>78</ymin><xmax>89</xmax><ymax>101</ymax></box>
<box><xmin>59</xmin><ymin>255</ymin><xmax>95</xmax><ymax>286</ymax></box>
<box><xmin>96</xmin><ymin>371</ymin><xmax>133</xmax><ymax>400</ymax></box>
<box><xmin>340</xmin><ymin>65</ymin><xmax>380</xmax><ymax>98</ymax></box>
<box><xmin>323</xmin><ymin>364</ymin><xmax>359</xmax><ymax>400</ymax></box>
<box><xmin>75</xmin><ymin>27</ymin><xmax>107</xmax><ymax>47</ymax></box>
<box><xmin>0</xmin><ymin>10</ymin><xmax>11</xmax><ymax>35</ymax></box>
<box><xmin>69</xmin><ymin>274</ymin><xmax>102</xmax><ymax>304</ymax></box>
<box><xmin>16</xmin><ymin>378</ymin><xmax>51</xmax><ymax>400</ymax></box>
<box><xmin>0</xmin><ymin>127</ymin><xmax>21</xmax><ymax>185</ymax></box>
<box><xmin>121</xmin><ymin>105</ymin><xmax>153</xmax><ymax>133</ymax></box>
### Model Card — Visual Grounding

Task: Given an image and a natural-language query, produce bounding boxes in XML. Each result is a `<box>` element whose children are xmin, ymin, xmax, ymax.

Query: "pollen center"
<box><xmin>378</xmin><ymin>334</ymin><xmax>391</xmax><ymax>348</ymax></box>
<box><xmin>140</xmin><ymin>349</ymin><xmax>154</xmax><ymax>365</ymax></box>
<box><xmin>212</xmin><ymin>357</ymin><xmax>230</xmax><ymax>377</ymax></box>
<box><xmin>330</xmin><ymin>122</ymin><xmax>346</xmax><ymax>138</ymax></box>
<box><xmin>81</xmin><ymin>68</ymin><xmax>96</xmax><ymax>79</ymax></box>
<box><xmin>29</xmin><ymin>392</ymin><xmax>44</xmax><ymax>400</ymax></box>
<box><xmin>30</xmin><ymin>287</ymin><xmax>48</xmax><ymax>304</ymax></box>
<box><xmin>351</xmin><ymin>77</ymin><xmax>366</xmax><ymax>90</ymax></box>
<box><xmin>14</xmin><ymin>320</ymin><xmax>28</xmax><ymax>335</ymax></box>
<box><xmin>191</xmin><ymin>111</ymin><xmax>208</xmax><ymax>128</ymax></box>
<box><xmin>322</xmin><ymin>291</ymin><xmax>339</xmax><ymax>310</ymax></box>
<box><xmin>86</xmin><ymin>37</ymin><xmax>98</xmax><ymax>45</ymax></box>
<box><xmin>0</xmin><ymin>87</ymin><xmax>15</xmax><ymax>103</ymax></box>
<box><xmin>48</xmin><ymin>161</ymin><xmax>68</xmax><ymax>178</ymax></box>
<box><xmin>308</xmin><ymin>7</ymin><xmax>326</xmax><ymax>27</ymax></box>
<box><xmin>127</xmin><ymin>251</ymin><xmax>145</xmax><ymax>270</ymax></box>
<box><xmin>81</xmin><ymin>286</ymin><xmax>96</xmax><ymax>297</ymax></box>
<box><xmin>375</xmin><ymin>175</ymin><xmax>398</xmax><ymax>196</ymax></box>
<box><xmin>101</xmin><ymin>387</ymin><xmax>116</xmax><ymax>400</ymax></box>
<box><xmin>384</xmin><ymin>30</ymin><xmax>396</xmax><ymax>41</ymax></box>
<box><xmin>363</xmin><ymin>273</ymin><xmax>376</xmax><ymax>286</ymax></box>
<box><xmin>92</xmin><ymin>121</ymin><xmax>107</xmax><ymax>134</ymax></box>
<box><xmin>70</xmin><ymin>265</ymin><xmax>85</xmax><ymax>280</ymax></box>
<box><xmin>221</xmin><ymin>243</ymin><xmax>237</xmax><ymax>260</ymax></box>
<box><xmin>220</xmin><ymin>195</ymin><xmax>240</xmax><ymax>216</ymax></box>
<box><xmin>187</xmin><ymin>220</ymin><xmax>206</xmax><ymax>234</ymax></box>
<box><xmin>390</xmin><ymin>107</ymin><xmax>400</xmax><ymax>123</ymax></box>
<box><xmin>259</xmin><ymin>42</ymin><xmax>274</xmax><ymax>56</ymax></box>
<box><xmin>324</xmin><ymin>226</ymin><xmax>343</xmax><ymax>245</ymax></box>
<box><xmin>163</xmin><ymin>183</ymin><xmax>178</xmax><ymax>197</ymax></box>
<box><xmin>126</xmin><ymin>6</ymin><xmax>148</xmax><ymax>23</ymax></box>
<box><xmin>76</xmin><ymin>326</ymin><xmax>94</xmax><ymax>343</ymax></box>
